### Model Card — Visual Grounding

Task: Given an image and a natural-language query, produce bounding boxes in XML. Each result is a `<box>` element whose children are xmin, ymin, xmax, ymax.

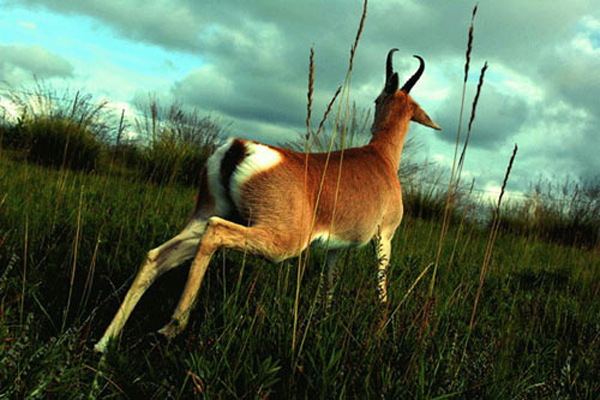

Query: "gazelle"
<box><xmin>95</xmin><ymin>49</ymin><xmax>440</xmax><ymax>353</ymax></box>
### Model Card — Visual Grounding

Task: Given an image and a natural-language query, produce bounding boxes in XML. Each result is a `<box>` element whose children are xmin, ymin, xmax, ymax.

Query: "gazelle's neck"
<box><xmin>369</xmin><ymin>114</ymin><xmax>411</xmax><ymax>171</ymax></box>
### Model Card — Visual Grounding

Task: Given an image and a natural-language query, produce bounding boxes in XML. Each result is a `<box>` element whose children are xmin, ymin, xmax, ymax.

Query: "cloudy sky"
<box><xmin>1</xmin><ymin>0</ymin><xmax>599</xmax><ymax>198</ymax></box>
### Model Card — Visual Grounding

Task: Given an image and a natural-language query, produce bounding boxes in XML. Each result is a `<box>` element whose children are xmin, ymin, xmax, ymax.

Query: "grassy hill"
<box><xmin>1</xmin><ymin>154</ymin><xmax>598</xmax><ymax>398</ymax></box>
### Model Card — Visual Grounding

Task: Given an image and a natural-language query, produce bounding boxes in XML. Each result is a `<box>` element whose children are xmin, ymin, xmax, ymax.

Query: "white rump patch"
<box><xmin>206</xmin><ymin>138</ymin><xmax>234</xmax><ymax>216</ymax></box>
<box><xmin>230</xmin><ymin>142</ymin><xmax>282</xmax><ymax>207</ymax></box>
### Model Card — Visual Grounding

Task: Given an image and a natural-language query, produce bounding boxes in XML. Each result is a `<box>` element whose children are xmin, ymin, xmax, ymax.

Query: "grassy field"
<box><xmin>1</xmin><ymin>154</ymin><xmax>599</xmax><ymax>398</ymax></box>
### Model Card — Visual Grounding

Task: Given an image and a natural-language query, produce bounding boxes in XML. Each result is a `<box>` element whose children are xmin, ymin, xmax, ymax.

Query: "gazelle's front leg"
<box><xmin>325</xmin><ymin>250</ymin><xmax>341</xmax><ymax>310</ymax></box>
<box><xmin>94</xmin><ymin>218</ymin><xmax>207</xmax><ymax>352</ymax></box>
<box><xmin>375</xmin><ymin>236</ymin><xmax>392</xmax><ymax>303</ymax></box>
<box><xmin>158</xmin><ymin>216</ymin><xmax>295</xmax><ymax>339</ymax></box>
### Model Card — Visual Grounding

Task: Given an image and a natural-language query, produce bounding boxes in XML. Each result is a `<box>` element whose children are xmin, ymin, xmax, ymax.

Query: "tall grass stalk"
<box><xmin>79</xmin><ymin>228</ymin><xmax>102</xmax><ymax>319</ymax></box>
<box><xmin>314</xmin><ymin>86</ymin><xmax>342</xmax><ymax>142</ymax></box>
<box><xmin>58</xmin><ymin>90</ymin><xmax>79</xmax><ymax>172</ymax></box>
<box><xmin>455</xmin><ymin>143</ymin><xmax>518</xmax><ymax>379</ymax></box>
<box><xmin>20</xmin><ymin>214</ymin><xmax>28</xmax><ymax>326</ymax></box>
<box><xmin>293</xmin><ymin>47</ymin><xmax>315</xmax><ymax>352</ymax></box>
<box><xmin>62</xmin><ymin>185</ymin><xmax>84</xmax><ymax>331</ymax></box>
<box><xmin>431</xmin><ymin>4</ymin><xmax>478</xmax><ymax>296</ymax></box>
<box><xmin>447</xmin><ymin>179</ymin><xmax>475</xmax><ymax>269</ymax></box>
<box><xmin>470</xmin><ymin>143</ymin><xmax>518</xmax><ymax>328</ymax></box>
<box><xmin>457</xmin><ymin>62</ymin><xmax>488</xmax><ymax>182</ymax></box>
<box><xmin>294</xmin><ymin>23</ymin><xmax>368</xmax><ymax>373</ymax></box>
<box><xmin>315</xmin><ymin>0</ymin><xmax>367</xmax><ymax>270</ymax></box>
<box><xmin>378</xmin><ymin>262</ymin><xmax>433</xmax><ymax>335</ymax></box>
<box><xmin>292</xmin><ymin>0</ymin><xmax>367</xmax><ymax>356</ymax></box>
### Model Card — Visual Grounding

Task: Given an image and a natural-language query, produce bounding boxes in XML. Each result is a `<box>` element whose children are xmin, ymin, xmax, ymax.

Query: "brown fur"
<box><xmin>215</xmin><ymin>90</ymin><xmax>437</xmax><ymax>258</ymax></box>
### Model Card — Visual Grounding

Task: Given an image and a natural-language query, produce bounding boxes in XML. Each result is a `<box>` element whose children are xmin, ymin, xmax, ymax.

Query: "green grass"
<box><xmin>1</xmin><ymin>156</ymin><xmax>599</xmax><ymax>398</ymax></box>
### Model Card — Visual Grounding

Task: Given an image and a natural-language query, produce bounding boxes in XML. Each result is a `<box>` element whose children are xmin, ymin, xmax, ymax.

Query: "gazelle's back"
<box><xmin>215</xmin><ymin>140</ymin><xmax>403</xmax><ymax>247</ymax></box>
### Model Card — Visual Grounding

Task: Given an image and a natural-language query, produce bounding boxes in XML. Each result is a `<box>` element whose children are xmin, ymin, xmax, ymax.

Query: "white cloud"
<box><xmin>18</xmin><ymin>21</ymin><xmax>36</xmax><ymax>30</ymax></box>
<box><xmin>571</xmin><ymin>33</ymin><xmax>600</xmax><ymax>55</ymax></box>
<box><xmin>580</xmin><ymin>15</ymin><xmax>600</xmax><ymax>32</ymax></box>
<box><xmin>0</xmin><ymin>95</ymin><xmax>21</xmax><ymax>123</ymax></box>
<box><xmin>0</xmin><ymin>44</ymin><xmax>73</xmax><ymax>85</ymax></box>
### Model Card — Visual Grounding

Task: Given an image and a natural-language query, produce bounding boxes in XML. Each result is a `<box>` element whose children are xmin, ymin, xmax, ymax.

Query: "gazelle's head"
<box><xmin>373</xmin><ymin>49</ymin><xmax>441</xmax><ymax>132</ymax></box>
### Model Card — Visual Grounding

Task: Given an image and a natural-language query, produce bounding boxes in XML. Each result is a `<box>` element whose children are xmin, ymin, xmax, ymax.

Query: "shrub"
<box><xmin>135</xmin><ymin>97</ymin><xmax>225</xmax><ymax>186</ymax></box>
<box><xmin>497</xmin><ymin>178</ymin><xmax>600</xmax><ymax>248</ymax></box>
<box><xmin>0</xmin><ymin>82</ymin><xmax>112</xmax><ymax>171</ymax></box>
<box><xmin>112</xmin><ymin>142</ymin><xmax>145</xmax><ymax>169</ymax></box>
<box><xmin>402</xmin><ymin>164</ymin><xmax>477</xmax><ymax>223</ymax></box>
<box><xmin>142</xmin><ymin>138</ymin><xmax>213</xmax><ymax>186</ymax></box>
<box><xmin>17</xmin><ymin>116</ymin><xmax>102</xmax><ymax>171</ymax></box>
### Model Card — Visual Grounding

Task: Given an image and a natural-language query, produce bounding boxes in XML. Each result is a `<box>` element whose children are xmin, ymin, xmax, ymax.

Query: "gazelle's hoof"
<box><xmin>157</xmin><ymin>319</ymin><xmax>183</xmax><ymax>340</ymax></box>
<box><xmin>94</xmin><ymin>337</ymin><xmax>109</xmax><ymax>353</ymax></box>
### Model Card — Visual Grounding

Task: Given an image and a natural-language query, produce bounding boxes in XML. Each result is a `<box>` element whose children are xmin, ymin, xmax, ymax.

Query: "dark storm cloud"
<box><xmin>537</xmin><ymin>41</ymin><xmax>600</xmax><ymax>119</ymax></box>
<box><xmin>524</xmin><ymin>103</ymin><xmax>600</xmax><ymax>181</ymax></box>
<box><xmin>0</xmin><ymin>44</ymin><xmax>74</xmax><ymax>85</ymax></box>
<box><xmin>173</xmin><ymin>64</ymin><xmax>308</xmax><ymax>127</ymax></box>
<box><xmin>433</xmin><ymin>83</ymin><xmax>530</xmax><ymax>149</ymax></box>
<box><xmin>12</xmin><ymin>0</ymin><xmax>600</xmax><ymax>186</ymax></box>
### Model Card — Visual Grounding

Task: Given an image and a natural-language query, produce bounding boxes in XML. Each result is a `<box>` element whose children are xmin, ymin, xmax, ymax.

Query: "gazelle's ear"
<box><xmin>412</xmin><ymin>103</ymin><xmax>441</xmax><ymax>130</ymax></box>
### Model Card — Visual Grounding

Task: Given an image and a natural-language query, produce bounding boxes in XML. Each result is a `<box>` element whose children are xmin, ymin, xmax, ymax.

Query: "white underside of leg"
<box><xmin>312</xmin><ymin>231</ymin><xmax>356</xmax><ymax>250</ymax></box>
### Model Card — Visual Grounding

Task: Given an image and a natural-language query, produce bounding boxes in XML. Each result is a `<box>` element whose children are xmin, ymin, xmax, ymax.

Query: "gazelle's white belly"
<box><xmin>311</xmin><ymin>231</ymin><xmax>369</xmax><ymax>250</ymax></box>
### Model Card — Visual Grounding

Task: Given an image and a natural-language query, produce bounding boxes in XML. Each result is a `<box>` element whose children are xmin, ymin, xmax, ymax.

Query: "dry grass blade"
<box><xmin>377</xmin><ymin>263</ymin><xmax>433</xmax><ymax>335</ymax></box>
<box><xmin>448</xmin><ymin>179</ymin><xmax>475</xmax><ymax>269</ymax></box>
<box><xmin>457</xmin><ymin>61</ymin><xmax>488</xmax><ymax>180</ymax></box>
<box><xmin>464</xmin><ymin>4</ymin><xmax>478</xmax><ymax>83</ymax></box>
<box><xmin>85</xmin><ymin>363</ymin><xmax>127</xmax><ymax>397</ymax></box>
<box><xmin>313</xmin><ymin>85</ymin><xmax>342</xmax><ymax>149</ymax></box>
<box><xmin>430</xmin><ymin>4</ymin><xmax>479</xmax><ymax>296</ymax></box>
<box><xmin>20</xmin><ymin>214</ymin><xmax>28</xmax><ymax>325</ymax></box>
<box><xmin>186</xmin><ymin>370</ymin><xmax>206</xmax><ymax>395</ymax></box>
<box><xmin>467</xmin><ymin>62</ymin><xmax>487</xmax><ymax>135</ymax></box>
<box><xmin>470</xmin><ymin>143</ymin><xmax>518</xmax><ymax>329</ymax></box>
<box><xmin>327</xmin><ymin>0</ymin><xmax>368</xmax><ymax>248</ymax></box>
<box><xmin>79</xmin><ymin>229</ymin><xmax>102</xmax><ymax>316</ymax></box>
<box><xmin>62</xmin><ymin>185</ymin><xmax>84</xmax><ymax>331</ymax></box>
<box><xmin>293</xmin><ymin>0</ymin><xmax>367</xmax><ymax>358</ymax></box>
<box><xmin>117</xmin><ymin>108</ymin><xmax>125</xmax><ymax>145</ymax></box>
<box><xmin>294</xmin><ymin>47</ymin><xmax>316</xmax><ymax>350</ymax></box>
<box><xmin>497</xmin><ymin>143</ymin><xmax>518</xmax><ymax>211</ymax></box>
<box><xmin>349</xmin><ymin>0</ymin><xmax>368</xmax><ymax>68</ymax></box>
<box><xmin>306</xmin><ymin>47</ymin><xmax>315</xmax><ymax>142</ymax></box>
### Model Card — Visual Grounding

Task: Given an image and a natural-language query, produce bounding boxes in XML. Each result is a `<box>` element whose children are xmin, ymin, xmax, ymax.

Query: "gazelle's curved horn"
<box><xmin>401</xmin><ymin>55</ymin><xmax>424</xmax><ymax>93</ymax></box>
<box><xmin>386</xmin><ymin>48</ymin><xmax>399</xmax><ymax>85</ymax></box>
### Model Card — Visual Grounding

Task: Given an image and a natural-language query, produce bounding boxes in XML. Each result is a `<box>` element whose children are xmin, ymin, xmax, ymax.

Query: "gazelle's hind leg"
<box><xmin>158</xmin><ymin>216</ymin><xmax>297</xmax><ymax>339</ymax></box>
<box><xmin>94</xmin><ymin>216</ymin><xmax>208</xmax><ymax>353</ymax></box>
